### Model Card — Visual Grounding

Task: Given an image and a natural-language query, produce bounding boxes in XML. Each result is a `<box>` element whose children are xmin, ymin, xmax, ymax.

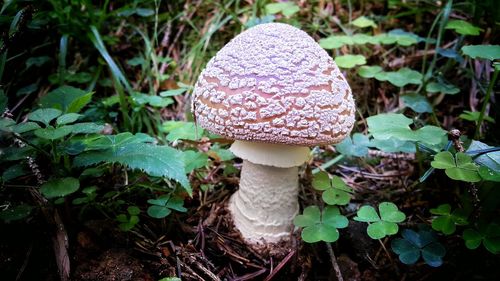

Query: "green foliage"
<box><xmin>401</xmin><ymin>93</ymin><xmax>433</xmax><ymax>113</ymax></box>
<box><xmin>463</xmin><ymin>223</ymin><xmax>500</xmax><ymax>254</ymax></box>
<box><xmin>426</xmin><ymin>81</ymin><xmax>460</xmax><ymax>95</ymax></box>
<box><xmin>293</xmin><ymin>206</ymin><xmax>348</xmax><ymax>243</ymax></box>
<box><xmin>312</xmin><ymin>172</ymin><xmax>353</xmax><ymax>205</ymax></box>
<box><xmin>445</xmin><ymin>20</ymin><xmax>482</xmax><ymax>36</ymax></box>
<box><xmin>265</xmin><ymin>2</ymin><xmax>299</xmax><ymax>17</ymax></box>
<box><xmin>335</xmin><ymin>133</ymin><xmax>370</xmax><ymax>157</ymax></box>
<box><xmin>354</xmin><ymin>202</ymin><xmax>406</xmax><ymax>239</ymax></box>
<box><xmin>335</xmin><ymin>55</ymin><xmax>366</xmax><ymax>69</ymax></box>
<box><xmin>351</xmin><ymin>16</ymin><xmax>377</xmax><ymax>28</ymax></box>
<box><xmin>147</xmin><ymin>194</ymin><xmax>187</xmax><ymax>219</ymax></box>
<box><xmin>162</xmin><ymin>121</ymin><xmax>205</xmax><ymax>142</ymax></box>
<box><xmin>40</xmin><ymin>177</ymin><xmax>80</xmax><ymax>199</ymax></box>
<box><xmin>319</xmin><ymin>32</ymin><xmax>418</xmax><ymax>50</ymax></box>
<box><xmin>0</xmin><ymin>204</ymin><xmax>33</xmax><ymax>222</ymax></box>
<box><xmin>459</xmin><ymin>111</ymin><xmax>495</xmax><ymax>123</ymax></box>
<box><xmin>39</xmin><ymin>86</ymin><xmax>93</xmax><ymax>113</ymax></box>
<box><xmin>461</xmin><ymin>45</ymin><xmax>500</xmax><ymax>60</ymax></box>
<box><xmin>391</xmin><ymin>229</ymin><xmax>446</xmax><ymax>267</ymax></box>
<box><xmin>358</xmin><ymin>67</ymin><xmax>422</xmax><ymax>87</ymax></box>
<box><xmin>431</xmin><ymin>152</ymin><xmax>481</xmax><ymax>182</ymax></box>
<box><xmin>429</xmin><ymin>204</ymin><xmax>469</xmax><ymax>235</ymax></box>
<box><xmin>117</xmin><ymin>206</ymin><xmax>141</xmax><ymax>231</ymax></box>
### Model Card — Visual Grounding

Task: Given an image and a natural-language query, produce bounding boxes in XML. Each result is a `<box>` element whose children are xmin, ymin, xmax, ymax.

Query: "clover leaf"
<box><xmin>293</xmin><ymin>206</ymin><xmax>348</xmax><ymax>243</ymax></box>
<box><xmin>312</xmin><ymin>172</ymin><xmax>353</xmax><ymax>205</ymax></box>
<box><xmin>429</xmin><ymin>204</ymin><xmax>469</xmax><ymax>235</ymax></box>
<box><xmin>354</xmin><ymin>202</ymin><xmax>406</xmax><ymax>239</ymax></box>
<box><xmin>463</xmin><ymin>223</ymin><xmax>500</xmax><ymax>254</ymax></box>
<box><xmin>426</xmin><ymin>81</ymin><xmax>460</xmax><ymax>95</ymax></box>
<box><xmin>147</xmin><ymin>194</ymin><xmax>187</xmax><ymax>219</ymax></box>
<box><xmin>335</xmin><ymin>55</ymin><xmax>367</xmax><ymax>69</ymax></box>
<box><xmin>431</xmin><ymin>151</ymin><xmax>481</xmax><ymax>182</ymax></box>
<box><xmin>351</xmin><ymin>16</ymin><xmax>377</xmax><ymax>28</ymax></box>
<box><xmin>391</xmin><ymin>229</ymin><xmax>446</xmax><ymax>267</ymax></box>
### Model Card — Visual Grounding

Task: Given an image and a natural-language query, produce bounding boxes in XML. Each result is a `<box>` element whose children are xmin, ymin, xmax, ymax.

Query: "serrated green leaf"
<box><xmin>74</xmin><ymin>142</ymin><xmax>190</xmax><ymax>192</ymax></box>
<box><xmin>462</xmin><ymin>45</ymin><xmax>500</xmax><ymax>61</ymax></box>
<box><xmin>335</xmin><ymin>55</ymin><xmax>366</xmax><ymax>68</ymax></box>
<box><xmin>40</xmin><ymin>177</ymin><xmax>80</xmax><ymax>198</ymax></box>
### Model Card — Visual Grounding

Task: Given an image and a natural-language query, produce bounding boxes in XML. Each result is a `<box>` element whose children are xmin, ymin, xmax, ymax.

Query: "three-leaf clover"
<box><xmin>116</xmin><ymin>206</ymin><xmax>140</xmax><ymax>231</ymax></box>
<box><xmin>463</xmin><ymin>223</ymin><xmax>500</xmax><ymax>254</ymax></box>
<box><xmin>312</xmin><ymin>172</ymin><xmax>353</xmax><ymax>205</ymax></box>
<box><xmin>391</xmin><ymin>229</ymin><xmax>446</xmax><ymax>267</ymax></box>
<box><xmin>429</xmin><ymin>204</ymin><xmax>469</xmax><ymax>235</ymax></box>
<box><xmin>147</xmin><ymin>194</ymin><xmax>187</xmax><ymax>219</ymax></box>
<box><xmin>293</xmin><ymin>206</ymin><xmax>348</xmax><ymax>243</ymax></box>
<box><xmin>354</xmin><ymin>202</ymin><xmax>406</xmax><ymax>239</ymax></box>
<box><xmin>431</xmin><ymin>151</ymin><xmax>481</xmax><ymax>182</ymax></box>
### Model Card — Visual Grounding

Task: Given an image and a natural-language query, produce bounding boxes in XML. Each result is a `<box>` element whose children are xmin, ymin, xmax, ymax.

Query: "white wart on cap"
<box><xmin>193</xmin><ymin>22</ymin><xmax>355</xmax><ymax>146</ymax></box>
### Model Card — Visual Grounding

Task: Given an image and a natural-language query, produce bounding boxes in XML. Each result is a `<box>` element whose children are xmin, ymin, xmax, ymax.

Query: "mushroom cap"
<box><xmin>192</xmin><ymin>23</ymin><xmax>355</xmax><ymax>146</ymax></box>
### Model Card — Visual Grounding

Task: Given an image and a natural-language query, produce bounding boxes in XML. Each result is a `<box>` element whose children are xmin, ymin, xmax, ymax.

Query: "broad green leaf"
<box><xmin>74</xmin><ymin>143</ymin><xmax>190</xmax><ymax>192</ymax></box>
<box><xmin>265</xmin><ymin>2</ymin><xmax>299</xmax><ymax>17</ymax></box>
<box><xmin>431</xmin><ymin>152</ymin><xmax>455</xmax><ymax>169</ymax></box>
<box><xmin>312</xmin><ymin>171</ymin><xmax>331</xmax><ymax>191</ymax></box>
<box><xmin>70</xmin><ymin>122</ymin><xmax>105</xmax><ymax>134</ymax></box>
<box><xmin>369</xmin><ymin>138</ymin><xmax>416</xmax><ymax>153</ymax></box>
<box><xmin>163</xmin><ymin>121</ymin><xmax>204</xmax><ymax>142</ymax></box>
<box><xmin>56</xmin><ymin>113</ymin><xmax>81</xmax><ymax>125</ymax></box>
<box><xmin>336</xmin><ymin>133</ymin><xmax>369</xmax><ymax>157</ymax></box>
<box><xmin>0</xmin><ymin>204</ymin><xmax>33</xmax><ymax>222</ymax></box>
<box><xmin>34</xmin><ymin>126</ymin><xmax>73</xmax><ymax>140</ymax></box>
<box><xmin>479</xmin><ymin>166</ymin><xmax>500</xmax><ymax>182</ymax></box>
<box><xmin>467</xmin><ymin>140</ymin><xmax>500</xmax><ymax>172</ymax></box>
<box><xmin>401</xmin><ymin>93</ymin><xmax>433</xmax><ymax>113</ymax></box>
<box><xmin>40</xmin><ymin>177</ymin><xmax>80</xmax><ymax>198</ymax></box>
<box><xmin>462</xmin><ymin>45</ymin><xmax>500</xmax><ymax>61</ymax></box>
<box><xmin>375</xmin><ymin>68</ymin><xmax>422</xmax><ymax>87</ymax></box>
<box><xmin>335</xmin><ymin>55</ymin><xmax>366</xmax><ymax>69</ymax></box>
<box><xmin>426</xmin><ymin>81</ymin><xmax>460</xmax><ymax>95</ymax></box>
<box><xmin>11</xmin><ymin>122</ymin><xmax>41</xmax><ymax>133</ymax></box>
<box><xmin>354</xmin><ymin>206</ymin><xmax>380</xmax><ymax>222</ymax></box>
<box><xmin>358</xmin><ymin>65</ymin><xmax>382</xmax><ymax>78</ymax></box>
<box><xmin>183</xmin><ymin>151</ymin><xmax>208</xmax><ymax>173</ymax></box>
<box><xmin>445</xmin><ymin>20</ymin><xmax>482</xmax><ymax>36</ymax></box>
<box><xmin>147</xmin><ymin>205</ymin><xmax>171</xmax><ymax>218</ymax></box>
<box><xmin>28</xmin><ymin>108</ymin><xmax>62</xmax><ymax>126</ymax></box>
<box><xmin>352</xmin><ymin>16</ymin><xmax>377</xmax><ymax>28</ymax></box>
<box><xmin>39</xmin><ymin>86</ymin><xmax>93</xmax><ymax>113</ymax></box>
<box><xmin>82</xmin><ymin>132</ymin><xmax>155</xmax><ymax>150</ymax></box>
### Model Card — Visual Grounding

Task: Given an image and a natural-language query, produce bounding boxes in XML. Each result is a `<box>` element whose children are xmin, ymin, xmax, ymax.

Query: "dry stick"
<box><xmin>326</xmin><ymin>243</ymin><xmax>344</xmax><ymax>281</ymax></box>
<box><xmin>15</xmin><ymin>242</ymin><xmax>33</xmax><ymax>281</ymax></box>
<box><xmin>263</xmin><ymin>250</ymin><xmax>296</xmax><ymax>281</ymax></box>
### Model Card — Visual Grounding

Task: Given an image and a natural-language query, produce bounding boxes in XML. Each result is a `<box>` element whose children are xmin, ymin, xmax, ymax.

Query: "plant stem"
<box><xmin>326</xmin><ymin>242</ymin><xmax>344</xmax><ymax>281</ymax></box>
<box><xmin>312</xmin><ymin>154</ymin><xmax>344</xmax><ymax>174</ymax></box>
<box><xmin>474</xmin><ymin>67</ymin><xmax>499</xmax><ymax>139</ymax></box>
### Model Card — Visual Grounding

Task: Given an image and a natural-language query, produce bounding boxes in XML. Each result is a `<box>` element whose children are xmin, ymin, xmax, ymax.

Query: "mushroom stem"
<box><xmin>229</xmin><ymin>159</ymin><xmax>299</xmax><ymax>243</ymax></box>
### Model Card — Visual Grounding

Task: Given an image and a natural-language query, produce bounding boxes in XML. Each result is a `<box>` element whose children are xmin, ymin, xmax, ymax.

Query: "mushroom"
<box><xmin>192</xmin><ymin>23</ymin><xmax>355</xmax><ymax>245</ymax></box>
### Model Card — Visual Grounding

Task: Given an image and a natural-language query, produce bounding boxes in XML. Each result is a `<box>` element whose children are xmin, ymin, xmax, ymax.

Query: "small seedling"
<box><xmin>463</xmin><ymin>223</ymin><xmax>500</xmax><ymax>254</ymax></box>
<box><xmin>391</xmin><ymin>229</ymin><xmax>446</xmax><ymax>267</ymax></box>
<box><xmin>293</xmin><ymin>206</ymin><xmax>348</xmax><ymax>243</ymax></box>
<box><xmin>354</xmin><ymin>202</ymin><xmax>406</xmax><ymax>239</ymax></box>
<box><xmin>312</xmin><ymin>171</ymin><xmax>353</xmax><ymax>205</ymax></box>
<box><xmin>429</xmin><ymin>204</ymin><xmax>469</xmax><ymax>235</ymax></box>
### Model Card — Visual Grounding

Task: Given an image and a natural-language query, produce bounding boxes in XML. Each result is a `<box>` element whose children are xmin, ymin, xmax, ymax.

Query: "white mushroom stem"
<box><xmin>228</xmin><ymin>141</ymin><xmax>310</xmax><ymax>244</ymax></box>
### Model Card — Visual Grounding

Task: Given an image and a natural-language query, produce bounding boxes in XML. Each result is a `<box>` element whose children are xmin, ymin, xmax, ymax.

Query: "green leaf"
<box><xmin>392</xmin><ymin>229</ymin><xmax>445</xmax><ymax>267</ymax></box>
<box><xmin>336</xmin><ymin>133</ymin><xmax>369</xmax><ymax>157</ymax></box>
<box><xmin>421</xmin><ymin>242</ymin><xmax>446</xmax><ymax>267</ymax></box>
<box><xmin>312</xmin><ymin>171</ymin><xmax>331</xmax><ymax>191</ymax></box>
<box><xmin>39</xmin><ymin>86</ymin><xmax>93</xmax><ymax>113</ymax></box>
<box><xmin>445</xmin><ymin>20</ymin><xmax>482</xmax><ymax>36</ymax></box>
<box><xmin>335</xmin><ymin>55</ymin><xmax>366</xmax><ymax>69</ymax></box>
<box><xmin>127</xmin><ymin>206</ymin><xmax>141</xmax><ymax>216</ymax></box>
<box><xmin>131</xmin><ymin>92</ymin><xmax>173</xmax><ymax>108</ymax></box>
<box><xmin>70</xmin><ymin>123</ymin><xmax>105</xmax><ymax>134</ymax></box>
<box><xmin>431</xmin><ymin>152</ymin><xmax>456</xmax><ymax>169</ymax></box>
<box><xmin>426</xmin><ymin>81</ymin><xmax>460</xmax><ymax>95</ymax></box>
<box><xmin>40</xmin><ymin>177</ymin><xmax>80</xmax><ymax>199</ymax></box>
<box><xmin>56</xmin><ymin>113</ymin><xmax>81</xmax><ymax>125</ymax></box>
<box><xmin>379</xmin><ymin>202</ymin><xmax>406</xmax><ymax>223</ymax></box>
<box><xmin>183</xmin><ymin>151</ymin><xmax>208</xmax><ymax>173</ymax></box>
<box><xmin>432</xmin><ymin>216</ymin><xmax>456</xmax><ymax>235</ymax></box>
<box><xmin>11</xmin><ymin>122</ymin><xmax>41</xmax><ymax>134</ymax></box>
<box><xmin>368</xmin><ymin>221</ymin><xmax>398</xmax><ymax>239</ymax></box>
<box><xmin>294</xmin><ymin>206</ymin><xmax>348</xmax><ymax>243</ymax></box>
<box><xmin>147</xmin><ymin>205</ymin><xmax>171</xmax><ymax>218</ymax></box>
<box><xmin>467</xmin><ymin>140</ymin><xmax>500</xmax><ymax>172</ymax></box>
<box><xmin>265</xmin><ymin>2</ymin><xmax>299</xmax><ymax>17</ymax></box>
<box><xmin>401</xmin><ymin>93</ymin><xmax>433</xmax><ymax>113</ymax></box>
<box><xmin>462</xmin><ymin>45</ymin><xmax>500</xmax><ymax>61</ymax></box>
<box><xmin>459</xmin><ymin>111</ymin><xmax>495</xmax><ymax>123</ymax></box>
<box><xmin>0</xmin><ymin>204</ymin><xmax>33</xmax><ymax>222</ymax></box>
<box><xmin>163</xmin><ymin>121</ymin><xmax>204</xmax><ymax>142</ymax></box>
<box><xmin>430</xmin><ymin>204</ymin><xmax>451</xmax><ymax>215</ymax></box>
<box><xmin>375</xmin><ymin>68</ymin><xmax>422</xmax><ymax>87</ymax></box>
<box><xmin>358</xmin><ymin>66</ymin><xmax>383</xmax><ymax>78</ymax></box>
<box><xmin>322</xmin><ymin>176</ymin><xmax>353</xmax><ymax>205</ymax></box>
<box><xmin>34</xmin><ymin>126</ymin><xmax>73</xmax><ymax>140</ymax></box>
<box><xmin>463</xmin><ymin>229</ymin><xmax>482</xmax><ymax>249</ymax></box>
<box><xmin>74</xmin><ymin>143</ymin><xmax>190</xmax><ymax>193</ymax></box>
<box><xmin>367</xmin><ymin>113</ymin><xmax>447</xmax><ymax>146</ymax></box>
<box><xmin>28</xmin><ymin>108</ymin><xmax>62</xmax><ymax>126</ymax></box>
<box><xmin>351</xmin><ymin>16</ymin><xmax>377</xmax><ymax>28</ymax></box>
<box><xmin>391</xmin><ymin>238</ymin><xmax>420</xmax><ymax>264</ymax></box>
<box><xmin>369</xmin><ymin>138</ymin><xmax>416</xmax><ymax>153</ymax></box>
<box><xmin>479</xmin><ymin>166</ymin><xmax>500</xmax><ymax>182</ymax></box>
<box><xmin>354</xmin><ymin>206</ymin><xmax>380</xmax><ymax>222</ymax></box>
